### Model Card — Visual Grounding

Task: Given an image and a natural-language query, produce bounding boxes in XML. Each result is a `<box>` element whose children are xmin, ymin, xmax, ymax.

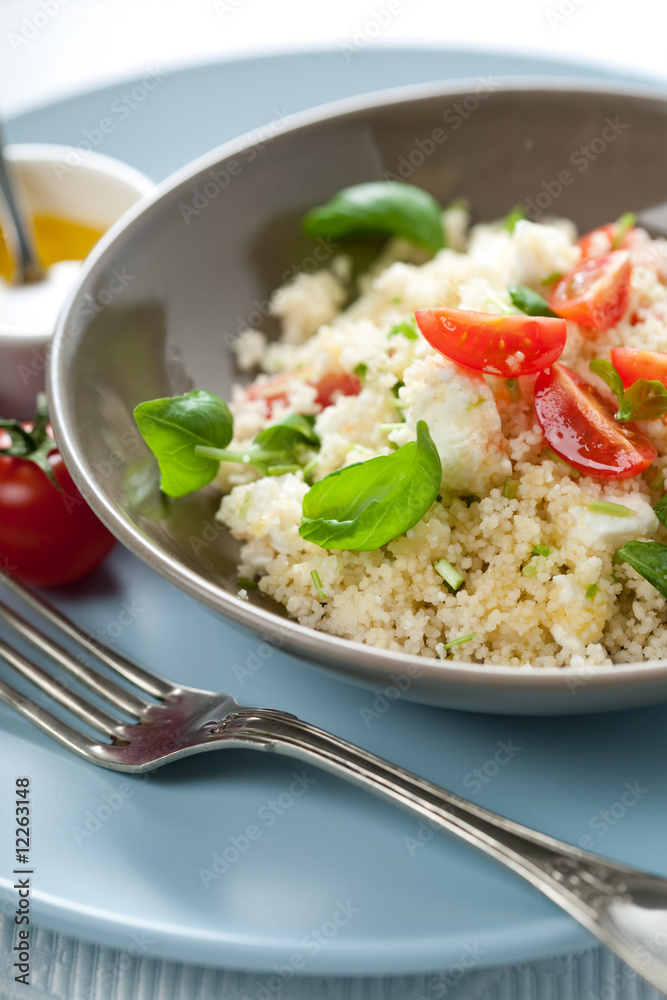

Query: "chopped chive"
<box><xmin>390</xmin><ymin>296</ymin><xmax>403</xmax><ymax>304</ymax></box>
<box><xmin>531</xmin><ymin>544</ymin><xmax>552</xmax><ymax>557</ymax></box>
<box><xmin>379</xmin><ymin>422</ymin><xmax>404</xmax><ymax>433</ymax></box>
<box><xmin>612</xmin><ymin>212</ymin><xmax>636</xmax><ymax>249</ymax></box>
<box><xmin>391</xmin><ymin>380</ymin><xmax>405</xmax><ymax>398</ymax></box>
<box><xmin>310</xmin><ymin>569</ymin><xmax>327</xmax><ymax>603</ymax></box>
<box><xmin>588</xmin><ymin>499</ymin><xmax>634</xmax><ymax>517</ymax></box>
<box><xmin>486</xmin><ymin>293</ymin><xmax>515</xmax><ymax>316</ymax></box>
<box><xmin>441</xmin><ymin>631</ymin><xmax>477</xmax><ymax>651</ymax></box>
<box><xmin>502</xmin><ymin>476</ymin><xmax>518</xmax><ymax>500</ymax></box>
<box><xmin>239</xmin><ymin>489</ymin><xmax>252</xmax><ymax>518</ymax></box>
<box><xmin>388</xmin><ymin>319</ymin><xmax>419</xmax><ymax>340</ymax></box>
<box><xmin>502</xmin><ymin>205</ymin><xmax>525</xmax><ymax>234</ymax></box>
<box><xmin>585</xmin><ymin>583</ymin><xmax>598</xmax><ymax>599</ymax></box>
<box><xmin>237</xmin><ymin>576</ymin><xmax>259</xmax><ymax>590</ymax></box>
<box><xmin>466</xmin><ymin>397</ymin><xmax>485</xmax><ymax>412</ymax></box>
<box><xmin>544</xmin><ymin>447</ymin><xmax>580</xmax><ymax>479</ymax></box>
<box><xmin>504</xmin><ymin>377</ymin><xmax>521</xmax><ymax>402</ymax></box>
<box><xmin>522</xmin><ymin>562</ymin><xmax>538</xmax><ymax>578</ymax></box>
<box><xmin>541</xmin><ymin>272</ymin><xmax>562</xmax><ymax>285</ymax></box>
<box><xmin>434</xmin><ymin>558</ymin><xmax>464</xmax><ymax>591</ymax></box>
<box><xmin>354</xmin><ymin>362</ymin><xmax>368</xmax><ymax>380</ymax></box>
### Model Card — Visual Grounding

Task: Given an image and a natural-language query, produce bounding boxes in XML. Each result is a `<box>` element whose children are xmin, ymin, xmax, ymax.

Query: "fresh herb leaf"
<box><xmin>612</xmin><ymin>212</ymin><xmax>636</xmax><ymax>249</ymax></box>
<box><xmin>237</xmin><ymin>576</ymin><xmax>259</xmax><ymax>590</ymax></box>
<box><xmin>655</xmin><ymin>493</ymin><xmax>667</xmax><ymax>528</ymax></box>
<box><xmin>388</xmin><ymin>319</ymin><xmax>419</xmax><ymax>340</ymax></box>
<box><xmin>354</xmin><ymin>362</ymin><xmax>368</xmax><ymax>381</ymax></box>
<box><xmin>585</xmin><ymin>583</ymin><xmax>597</xmax><ymax>599</ymax></box>
<box><xmin>589</xmin><ymin>358</ymin><xmax>667</xmax><ymax>423</ymax></box>
<box><xmin>298</xmin><ymin>419</ymin><xmax>440</xmax><ymax>551</ymax></box>
<box><xmin>616</xmin><ymin>540</ymin><xmax>667</xmax><ymax>598</ymax></box>
<box><xmin>541</xmin><ymin>272</ymin><xmax>563</xmax><ymax>285</ymax></box>
<box><xmin>501</xmin><ymin>205</ymin><xmax>525</xmax><ymax>233</ymax></box>
<box><xmin>531</xmin><ymin>544</ymin><xmax>552</xmax><ymax>557</ymax></box>
<box><xmin>302</xmin><ymin>182</ymin><xmax>445</xmax><ymax>255</ymax></box>
<box><xmin>589</xmin><ymin>358</ymin><xmax>625</xmax><ymax>403</ymax></box>
<box><xmin>196</xmin><ymin>413</ymin><xmax>320</xmax><ymax>477</ymax></box>
<box><xmin>134</xmin><ymin>390</ymin><xmax>233</xmax><ymax>497</ymax></box>
<box><xmin>617</xmin><ymin>379</ymin><xmax>667</xmax><ymax>422</ymax></box>
<box><xmin>508</xmin><ymin>284</ymin><xmax>558</xmax><ymax>317</ymax></box>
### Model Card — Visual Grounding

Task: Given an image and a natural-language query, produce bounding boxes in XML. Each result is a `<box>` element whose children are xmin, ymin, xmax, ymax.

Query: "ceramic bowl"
<box><xmin>0</xmin><ymin>144</ymin><xmax>153</xmax><ymax>418</ymax></box>
<box><xmin>48</xmin><ymin>80</ymin><xmax>667</xmax><ymax>714</ymax></box>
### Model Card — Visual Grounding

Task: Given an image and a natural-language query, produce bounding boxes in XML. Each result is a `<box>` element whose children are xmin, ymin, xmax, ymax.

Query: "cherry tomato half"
<box><xmin>610</xmin><ymin>347</ymin><xmax>667</xmax><ymax>390</ymax></box>
<box><xmin>547</xmin><ymin>251</ymin><xmax>631</xmax><ymax>333</ymax></box>
<box><xmin>245</xmin><ymin>370</ymin><xmax>361</xmax><ymax>415</ymax></box>
<box><xmin>533</xmin><ymin>362</ymin><xmax>656</xmax><ymax>480</ymax></box>
<box><xmin>0</xmin><ymin>433</ymin><xmax>116</xmax><ymax>587</ymax></box>
<box><xmin>577</xmin><ymin>222</ymin><xmax>636</xmax><ymax>259</ymax></box>
<box><xmin>413</xmin><ymin>307</ymin><xmax>567</xmax><ymax>377</ymax></box>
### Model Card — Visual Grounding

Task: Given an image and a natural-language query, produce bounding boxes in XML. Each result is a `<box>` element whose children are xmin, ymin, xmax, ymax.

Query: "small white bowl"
<box><xmin>0</xmin><ymin>144</ymin><xmax>153</xmax><ymax>419</ymax></box>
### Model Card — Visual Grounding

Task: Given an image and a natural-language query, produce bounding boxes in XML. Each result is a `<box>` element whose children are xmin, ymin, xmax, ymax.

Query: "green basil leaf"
<box><xmin>508</xmin><ymin>284</ymin><xmax>558</xmax><ymax>317</ymax></box>
<box><xmin>388</xmin><ymin>319</ymin><xmax>419</xmax><ymax>340</ymax></box>
<box><xmin>195</xmin><ymin>413</ymin><xmax>320</xmax><ymax>476</ymax></box>
<box><xmin>303</xmin><ymin>182</ymin><xmax>445</xmax><ymax>255</ymax></box>
<box><xmin>134</xmin><ymin>389</ymin><xmax>233</xmax><ymax>497</ymax></box>
<box><xmin>617</xmin><ymin>379</ymin><xmax>667</xmax><ymax>422</ymax></box>
<box><xmin>616</xmin><ymin>540</ymin><xmax>667</xmax><ymax>599</ymax></box>
<box><xmin>298</xmin><ymin>419</ymin><xmax>441</xmax><ymax>551</ymax></box>
<box><xmin>655</xmin><ymin>493</ymin><xmax>667</xmax><ymax>528</ymax></box>
<box><xmin>589</xmin><ymin>358</ymin><xmax>625</xmax><ymax>406</ymax></box>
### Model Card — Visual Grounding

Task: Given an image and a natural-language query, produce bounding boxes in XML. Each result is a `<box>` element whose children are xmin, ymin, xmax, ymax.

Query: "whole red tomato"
<box><xmin>0</xmin><ymin>408</ymin><xmax>115</xmax><ymax>587</ymax></box>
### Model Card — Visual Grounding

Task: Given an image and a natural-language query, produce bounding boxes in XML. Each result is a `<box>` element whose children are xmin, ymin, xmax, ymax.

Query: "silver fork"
<box><xmin>2</xmin><ymin>575</ymin><xmax>667</xmax><ymax>994</ymax></box>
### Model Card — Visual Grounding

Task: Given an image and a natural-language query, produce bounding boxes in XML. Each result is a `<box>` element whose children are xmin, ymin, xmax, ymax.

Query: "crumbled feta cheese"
<box><xmin>388</xmin><ymin>354</ymin><xmax>511</xmax><ymax>494</ymax></box>
<box><xmin>568</xmin><ymin>495</ymin><xmax>658</xmax><ymax>550</ymax></box>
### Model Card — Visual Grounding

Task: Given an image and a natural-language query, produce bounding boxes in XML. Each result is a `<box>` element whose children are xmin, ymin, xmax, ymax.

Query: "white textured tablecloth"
<box><xmin>2</xmin><ymin>913</ymin><xmax>666</xmax><ymax>1000</ymax></box>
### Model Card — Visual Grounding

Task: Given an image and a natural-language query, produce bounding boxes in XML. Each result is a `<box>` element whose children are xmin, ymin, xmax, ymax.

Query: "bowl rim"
<box><xmin>48</xmin><ymin>75</ymin><xmax>667</xmax><ymax>697</ymax></box>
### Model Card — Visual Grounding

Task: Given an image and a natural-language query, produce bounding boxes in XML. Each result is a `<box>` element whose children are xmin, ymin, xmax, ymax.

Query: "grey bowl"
<box><xmin>49</xmin><ymin>79</ymin><xmax>667</xmax><ymax>715</ymax></box>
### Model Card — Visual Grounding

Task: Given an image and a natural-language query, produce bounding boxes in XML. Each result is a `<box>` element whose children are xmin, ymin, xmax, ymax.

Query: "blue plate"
<box><xmin>1</xmin><ymin>49</ymin><xmax>666</xmax><ymax>976</ymax></box>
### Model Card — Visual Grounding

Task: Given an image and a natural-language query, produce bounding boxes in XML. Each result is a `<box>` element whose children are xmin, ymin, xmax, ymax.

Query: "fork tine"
<box><xmin>0</xmin><ymin>600</ymin><xmax>149</xmax><ymax>718</ymax></box>
<box><xmin>0</xmin><ymin>673</ymin><xmax>106</xmax><ymax>760</ymax></box>
<box><xmin>0</xmin><ymin>636</ymin><xmax>124</xmax><ymax>737</ymax></box>
<box><xmin>0</xmin><ymin>573</ymin><xmax>172</xmax><ymax>699</ymax></box>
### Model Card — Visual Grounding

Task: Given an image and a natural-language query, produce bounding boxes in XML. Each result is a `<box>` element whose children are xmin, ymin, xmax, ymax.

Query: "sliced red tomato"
<box><xmin>534</xmin><ymin>362</ymin><xmax>656</xmax><ymax>479</ymax></box>
<box><xmin>547</xmin><ymin>251</ymin><xmax>631</xmax><ymax>333</ymax></box>
<box><xmin>577</xmin><ymin>222</ymin><xmax>636</xmax><ymax>259</ymax></box>
<box><xmin>413</xmin><ymin>308</ymin><xmax>566</xmax><ymax>377</ymax></box>
<box><xmin>245</xmin><ymin>369</ymin><xmax>361</xmax><ymax>415</ymax></box>
<box><xmin>610</xmin><ymin>347</ymin><xmax>667</xmax><ymax>390</ymax></box>
<box><xmin>312</xmin><ymin>371</ymin><xmax>362</xmax><ymax>408</ymax></box>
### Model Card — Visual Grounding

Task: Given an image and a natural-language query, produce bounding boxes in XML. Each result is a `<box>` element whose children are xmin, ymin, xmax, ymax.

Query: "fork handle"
<box><xmin>221</xmin><ymin>708</ymin><xmax>667</xmax><ymax>992</ymax></box>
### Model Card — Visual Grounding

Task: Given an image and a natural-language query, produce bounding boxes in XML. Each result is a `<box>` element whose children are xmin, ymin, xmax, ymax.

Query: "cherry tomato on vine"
<box><xmin>413</xmin><ymin>307</ymin><xmax>566</xmax><ymax>377</ymax></box>
<box><xmin>533</xmin><ymin>362</ymin><xmax>656</xmax><ymax>480</ymax></box>
<box><xmin>547</xmin><ymin>251</ymin><xmax>631</xmax><ymax>333</ymax></box>
<box><xmin>0</xmin><ymin>403</ymin><xmax>115</xmax><ymax>587</ymax></box>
